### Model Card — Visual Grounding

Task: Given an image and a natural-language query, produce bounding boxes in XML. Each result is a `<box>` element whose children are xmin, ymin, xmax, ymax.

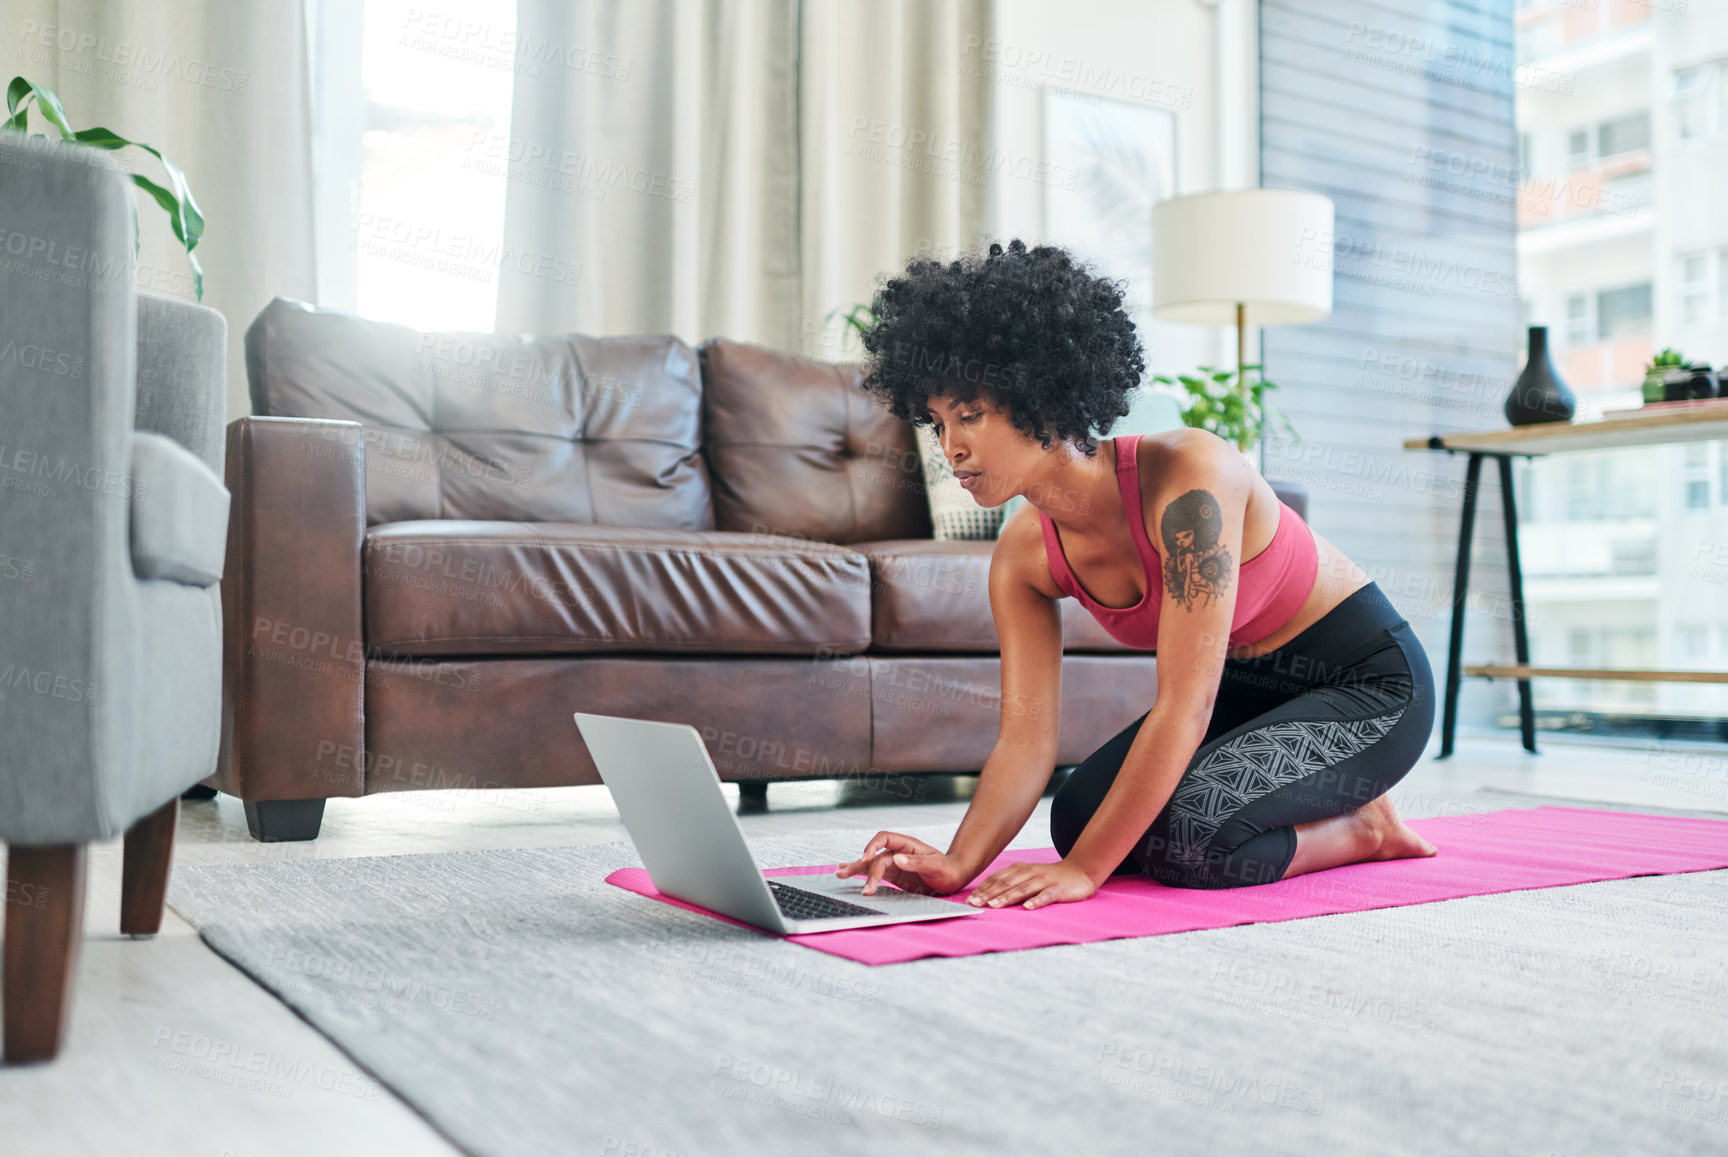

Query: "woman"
<box><xmin>835</xmin><ymin>239</ymin><xmax>1438</xmax><ymax>910</ymax></box>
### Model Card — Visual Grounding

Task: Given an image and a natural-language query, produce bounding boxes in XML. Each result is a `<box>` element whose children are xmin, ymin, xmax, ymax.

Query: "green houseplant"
<box><xmin>4</xmin><ymin>76</ymin><xmax>205</xmax><ymax>300</ymax></box>
<box><xmin>1152</xmin><ymin>365</ymin><xmax>1299</xmax><ymax>454</ymax></box>
<box><xmin>1642</xmin><ymin>347</ymin><xmax>1686</xmax><ymax>405</ymax></box>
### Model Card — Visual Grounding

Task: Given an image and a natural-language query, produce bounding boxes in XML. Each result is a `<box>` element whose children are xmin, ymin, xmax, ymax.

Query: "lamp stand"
<box><xmin>1234</xmin><ymin>302</ymin><xmax>1268</xmax><ymax>472</ymax></box>
<box><xmin>1235</xmin><ymin>301</ymin><xmax>1246</xmax><ymax>395</ymax></box>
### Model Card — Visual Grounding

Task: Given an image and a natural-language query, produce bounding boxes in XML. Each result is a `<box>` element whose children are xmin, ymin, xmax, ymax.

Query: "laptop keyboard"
<box><xmin>767</xmin><ymin>879</ymin><xmax>887</xmax><ymax>920</ymax></box>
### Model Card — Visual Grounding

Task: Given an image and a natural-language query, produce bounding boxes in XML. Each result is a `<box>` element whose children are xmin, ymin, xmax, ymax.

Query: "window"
<box><xmin>1674</xmin><ymin>64</ymin><xmax>1714</xmax><ymax>140</ymax></box>
<box><xmin>1720</xmin><ymin>249</ymin><xmax>1728</xmax><ymax>327</ymax></box>
<box><xmin>1718</xmin><ymin>66</ymin><xmax>1728</xmax><ymax>144</ymax></box>
<box><xmin>1672</xmin><ymin>61</ymin><xmax>1728</xmax><ymax>141</ymax></box>
<box><xmin>1563</xmin><ymin>112</ymin><xmax>1653</xmax><ymax>169</ymax></box>
<box><xmin>1677</xmin><ymin>625</ymin><xmax>1709</xmax><ymax>665</ymax></box>
<box><xmin>1598</xmin><ymin>111</ymin><xmax>1651</xmax><ymax>159</ymax></box>
<box><xmin>1596</xmin><ymin>282</ymin><xmax>1653</xmax><ymax>339</ymax></box>
<box><xmin>1680</xmin><ymin>253</ymin><xmax>1713</xmax><ymax>327</ymax></box>
<box><xmin>1680</xmin><ymin>249</ymin><xmax>1728</xmax><ymax>328</ymax></box>
<box><xmin>1557</xmin><ymin>450</ymin><xmax>1659</xmax><ymax>522</ymax></box>
<box><xmin>1515</xmin><ymin>458</ymin><xmax>1538</xmax><ymax>523</ymax></box>
<box><xmin>1565</xmin><ymin>293</ymin><xmax>1591</xmax><ymax>345</ymax></box>
<box><xmin>330</xmin><ymin>0</ymin><xmax>518</xmax><ymax>330</ymax></box>
<box><xmin>1683</xmin><ymin>442</ymin><xmax>1711</xmax><ymax>510</ymax></box>
<box><xmin>1609</xmin><ymin>537</ymin><xmax>1657</xmax><ymax>575</ymax></box>
<box><xmin>1565</xmin><ymin>460</ymin><xmax>1593</xmax><ymax>520</ymax></box>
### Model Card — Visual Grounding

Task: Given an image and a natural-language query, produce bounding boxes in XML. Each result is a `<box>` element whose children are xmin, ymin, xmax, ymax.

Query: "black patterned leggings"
<box><xmin>1050</xmin><ymin>582</ymin><xmax>1435</xmax><ymax>889</ymax></box>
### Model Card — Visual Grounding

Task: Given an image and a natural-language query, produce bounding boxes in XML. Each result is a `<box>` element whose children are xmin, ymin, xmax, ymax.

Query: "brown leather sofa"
<box><xmin>211</xmin><ymin>297</ymin><xmax>1306</xmax><ymax>841</ymax></box>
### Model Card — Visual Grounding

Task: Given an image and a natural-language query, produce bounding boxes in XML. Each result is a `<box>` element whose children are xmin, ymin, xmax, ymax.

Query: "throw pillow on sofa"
<box><xmin>916</xmin><ymin>423</ymin><xmax>1013</xmax><ymax>540</ymax></box>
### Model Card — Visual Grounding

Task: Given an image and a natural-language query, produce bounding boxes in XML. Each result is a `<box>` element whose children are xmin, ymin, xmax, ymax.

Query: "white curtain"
<box><xmin>4</xmin><ymin>0</ymin><xmax>318</xmax><ymax>420</ymax></box>
<box><xmin>796</xmin><ymin>0</ymin><xmax>990</xmax><ymax>354</ymax></box>
<box><xmin>495</xmin><ymin>0</ymin><xmax>992</xmax><ymax>354</ymax></box>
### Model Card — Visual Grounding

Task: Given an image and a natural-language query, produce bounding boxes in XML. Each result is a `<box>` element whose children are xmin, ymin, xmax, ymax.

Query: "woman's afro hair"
<box><xmin>857</xmin><ymin>239</ymin><xmax>1145</xmax><ymax>457</ymax></box>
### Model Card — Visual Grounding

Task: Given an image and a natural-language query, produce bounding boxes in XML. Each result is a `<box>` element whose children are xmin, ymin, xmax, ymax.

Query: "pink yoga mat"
<box><xmin>604</xmin><ymin>806</ymin><xmax>1728</xmax><ymax>966</ymax></box>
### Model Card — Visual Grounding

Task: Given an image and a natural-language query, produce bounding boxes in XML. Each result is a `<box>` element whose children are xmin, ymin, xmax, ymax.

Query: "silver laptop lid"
<box><xmin>574</xmin><ymin>712</ymin><xmax>783</xmax><ymax>930</ymax></box>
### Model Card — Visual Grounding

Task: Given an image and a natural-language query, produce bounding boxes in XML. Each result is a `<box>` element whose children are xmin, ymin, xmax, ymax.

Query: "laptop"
<box><xmin>575</xmin><ymin>712</ymin><xmax>985</xmax><ymax>934</ymax></box>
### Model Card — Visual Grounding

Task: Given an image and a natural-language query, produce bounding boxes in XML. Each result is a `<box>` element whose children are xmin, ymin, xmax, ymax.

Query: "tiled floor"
<box><xmin>1</xmin><ymin>729</ymin><xmax>1724</xmax><ymax>1156</ymax></box>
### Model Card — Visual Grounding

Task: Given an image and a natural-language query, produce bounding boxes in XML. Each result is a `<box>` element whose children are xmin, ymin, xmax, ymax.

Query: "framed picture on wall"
<box><xmin>1042</xmin><ymin>90</ymin><xmax>1178</xmax><ymax>364</ymax></box>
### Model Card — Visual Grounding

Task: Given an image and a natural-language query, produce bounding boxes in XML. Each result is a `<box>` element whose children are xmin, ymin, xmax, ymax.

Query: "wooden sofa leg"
<box><xmin>121</xmin><ymin>798</ymin><xmax>179</xmax><ymax>937</ymax></box>
<box><xmin>3</xmin><ymin>844</ymin><xmax>88</xmax><ymax>1064</ymax></box>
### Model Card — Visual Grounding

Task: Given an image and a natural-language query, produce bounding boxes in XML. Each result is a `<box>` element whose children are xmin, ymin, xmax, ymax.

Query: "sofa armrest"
<box><xmin>0</xmin><ymin>137</ymin><xmax>141</xmax><ymax>844</ymax></box>
<box><xmin>215</xmin><ymin>416</ymin><xmax>366</xmax><ymax>800</ymax></box>
<box><xmin>130</xmin><ymin>431</ymin><xmax>230</xmax><ymax>586</ymax></box>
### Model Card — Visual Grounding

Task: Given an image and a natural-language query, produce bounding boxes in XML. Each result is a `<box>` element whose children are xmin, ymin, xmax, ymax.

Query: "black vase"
<box><xmin>1504</xmin><ymin>326</ymin><xmax>1576</xmax><ymax>426</ymax></box>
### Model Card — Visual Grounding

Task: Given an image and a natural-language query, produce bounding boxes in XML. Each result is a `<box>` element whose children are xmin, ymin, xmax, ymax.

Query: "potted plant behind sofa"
<box><xmin>1152</xmin><ymin>363</ymin><xmax>1300</xmax><ymax>470</ymax></box>
<box><xmin>4</xmin><ymin>76</ymin><xmax>206</xmax><ymax>299</ymax></box>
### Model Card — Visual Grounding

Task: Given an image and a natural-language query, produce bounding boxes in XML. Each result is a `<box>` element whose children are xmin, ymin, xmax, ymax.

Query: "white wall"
<box><xmin>984</xmin><ymin>0</ymin><xmax>1254</xmax><ymax>382</ymax></box>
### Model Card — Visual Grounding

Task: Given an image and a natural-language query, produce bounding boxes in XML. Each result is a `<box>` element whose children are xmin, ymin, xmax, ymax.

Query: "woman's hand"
<box><xmin>964</xmin><ymin>859</ymin><xmax>1097</xmax><ymax>910</ymax></box>
<box><xmin>835</xmin><ymin>831</ymin><xmax>976</xmax><ymax>897</ymax></box>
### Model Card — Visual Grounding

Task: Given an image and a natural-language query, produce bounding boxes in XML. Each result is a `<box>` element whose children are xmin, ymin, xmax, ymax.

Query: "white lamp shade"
<box><xmin>1152</xmin><ymin>189</ymin><xmax>1334</xmax><ymax>327</ymax></box>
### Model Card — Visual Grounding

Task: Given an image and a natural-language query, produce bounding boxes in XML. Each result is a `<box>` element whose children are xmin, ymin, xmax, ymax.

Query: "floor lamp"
<box><xmin>1151</xmin><ymin>189</ymin><xmax>1335</xmax><ymax>467</ymax></box>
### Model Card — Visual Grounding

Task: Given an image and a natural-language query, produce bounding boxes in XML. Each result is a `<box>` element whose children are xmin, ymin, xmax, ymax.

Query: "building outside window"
<box><xmin>1679</xmin><ymin>252</ymin><xmax>1713</xmax><ymax>327</ymax></box>
<box><xmin>1672</xmin><ymin>64</ymin><xmax>1708</xmax><ymax>139</ymax></box>
<box><xmin>1565</xmin><ymin>293</ymin><xmax>1591</xmax><ymax>345</ymax></box>
<box><xmin>1596</xmin><ymin>282</ymin><xmax>1652</xmax><ymax>339</ymax></box>
<box><xmin>1682</xmin><ymin>443</ymin><xmax>1711</xmax><ymax>511</ymax></box>
<box><xmin>1515</xmin><ymin>2</ymin><xmax>1728</xmax><ymax>739</ymax></box>
<box><xmin>1597</xmin><ymin>110</ymin><xmax>1651</xmax><ymax>159</ymax></box>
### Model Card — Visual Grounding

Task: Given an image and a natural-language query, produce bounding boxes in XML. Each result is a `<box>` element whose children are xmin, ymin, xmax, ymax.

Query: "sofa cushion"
<box><xmin>859</xmin><ymin>540</ymin><xmax>1132</xmax><ymax>654</ymax></box>
<box><xmin>129</xmin><ymin>431</ymin><xmax>230</xmax><ymax>587</ymax></box>
<box><xmin>364</xmin><ymin>521</ymin><xmax>873</xmax><ymax>657</ymax></box>
<box><xmin>698</xmin><ymin>338</ymin><xmax>931</xmax><ymax>545</ymax></box>
<box><xmin>245</xmin><ymin>298</ymin><xmax>712</xmax><ymax>529</ymax></box>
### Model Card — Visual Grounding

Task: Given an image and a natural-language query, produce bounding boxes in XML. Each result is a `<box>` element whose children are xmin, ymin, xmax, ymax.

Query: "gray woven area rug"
<box><xmin>166</xmin><ymin>788</ymin><xmax>1728</xmax><ymax>1157</ymax></box>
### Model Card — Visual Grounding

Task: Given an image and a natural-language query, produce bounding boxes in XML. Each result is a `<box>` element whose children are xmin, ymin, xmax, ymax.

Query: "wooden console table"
<box><xmin>1404</xmin><ymin>397</ymin><xmax>1728</xmax><ymax>757</ymax></box>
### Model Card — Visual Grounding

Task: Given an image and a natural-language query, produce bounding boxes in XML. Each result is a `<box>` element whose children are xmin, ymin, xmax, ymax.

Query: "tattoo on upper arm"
<box><xmin>1160</xmin><ymin>489</ymin><xmax>1234</xmax><ymax>611</ymax></box>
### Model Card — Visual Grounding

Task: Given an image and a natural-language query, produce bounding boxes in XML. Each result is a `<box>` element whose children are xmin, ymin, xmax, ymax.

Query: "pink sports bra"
<box><xmin>1036</xmin><ymin>433</ymin><xmax>1318</xmax><ymax>651</ymax></box>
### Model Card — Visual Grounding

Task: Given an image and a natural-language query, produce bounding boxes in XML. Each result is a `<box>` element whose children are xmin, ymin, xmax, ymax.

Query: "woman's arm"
<box><xmin>837</xmin><ymin>506</ymin><xmax>1062</xmax><ymax>895</ymax></box>
<box><xmin>943</xmin><ymin>513</ymin><xmax>1066</xmax><ymax>876</ymax></box>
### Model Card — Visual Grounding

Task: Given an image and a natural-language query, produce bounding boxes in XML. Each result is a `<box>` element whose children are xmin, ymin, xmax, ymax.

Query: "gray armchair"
<box><xmin>0</xmin><ymin>135</ymin><xmax>229</xmax><ymax>1063</ymax></box>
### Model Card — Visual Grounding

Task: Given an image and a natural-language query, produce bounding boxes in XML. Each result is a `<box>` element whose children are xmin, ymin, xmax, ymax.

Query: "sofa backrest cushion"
<box><xmin>244</xmin><ymin>298</ymin><xmax>713</xmax><ymax>529</ymax></box>
<box><xmin>698</xmin><ymin>338</ymin><xmax>930</xmax><ymax>545</ymax></box>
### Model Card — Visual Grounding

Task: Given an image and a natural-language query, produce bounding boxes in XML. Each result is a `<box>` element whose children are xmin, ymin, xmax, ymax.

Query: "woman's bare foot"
<box><xmin>1283</xmin><ymin>794</ymin><xmax>1437</xmax><ymax>879</ymax></box>
<box><xmin>1351</xmin><ymin>794</ymin><xmax>1438</xmax><ymax>862</ymax></box>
